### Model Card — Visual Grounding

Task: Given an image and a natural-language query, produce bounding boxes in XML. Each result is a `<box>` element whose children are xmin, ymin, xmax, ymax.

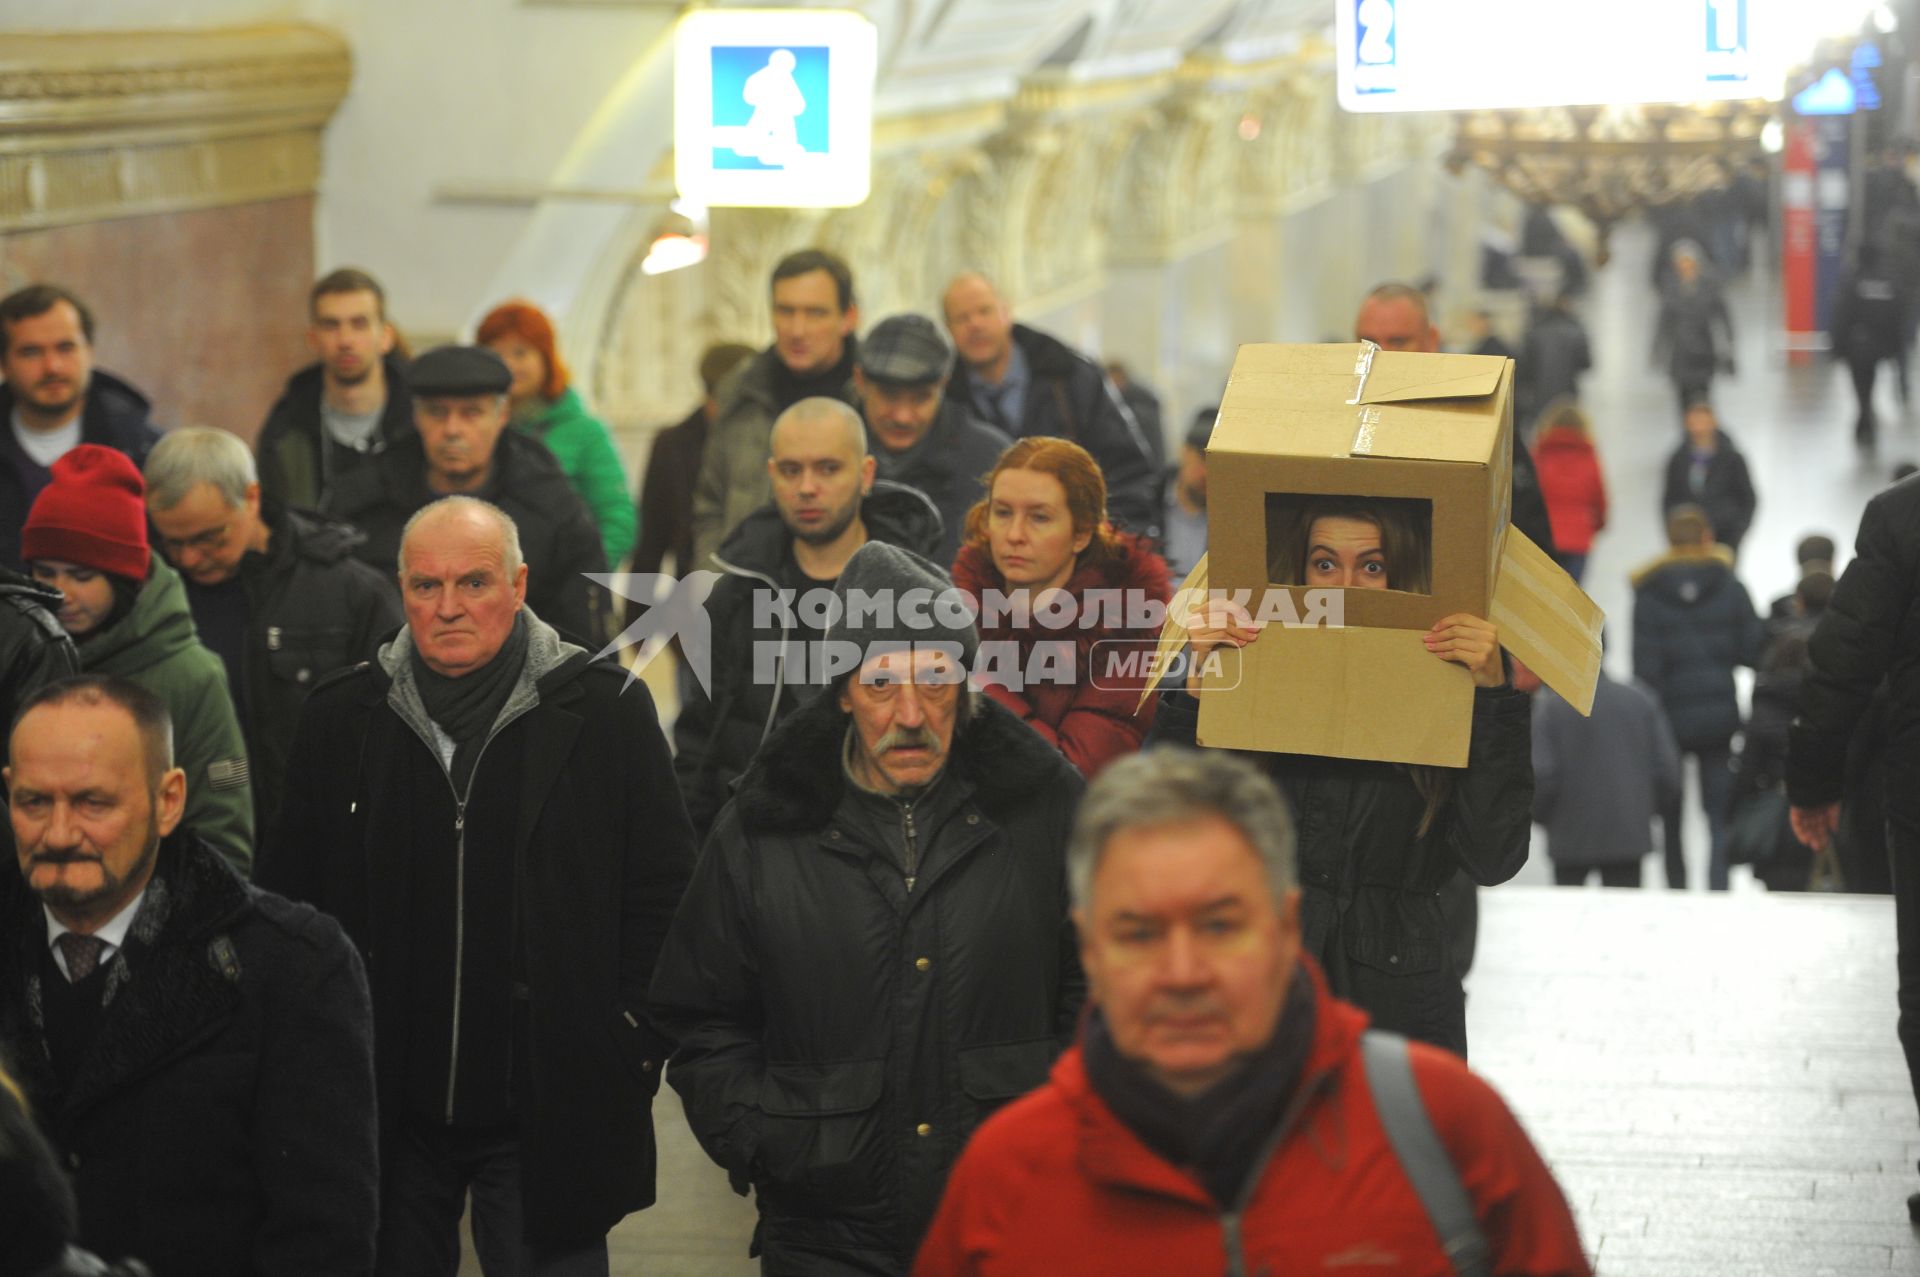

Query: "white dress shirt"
<box><xmin>44</xmin><ymin>888</ymin><xmax>147</xmax><ymax>982</ymax></box>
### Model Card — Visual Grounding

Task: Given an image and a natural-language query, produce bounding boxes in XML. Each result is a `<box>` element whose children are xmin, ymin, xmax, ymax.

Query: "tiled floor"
<box><xmin>455</xmin><ymin>220</ymin><xmax>1920</xmax><ymax>1272</ymax></box>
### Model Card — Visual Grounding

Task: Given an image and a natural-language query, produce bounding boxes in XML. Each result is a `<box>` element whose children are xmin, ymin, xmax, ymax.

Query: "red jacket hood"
<box><xmin>1532</xmin><ymin>426</ymin><xmax>1596</xmax><ymax>460</ymax></box>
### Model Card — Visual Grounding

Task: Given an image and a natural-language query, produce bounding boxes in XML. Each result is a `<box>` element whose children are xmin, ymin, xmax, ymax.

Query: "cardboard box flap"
<box><xmin>1354</xmin><ymin>349</ymin><xmax>1506</xmax><ymax>405</ymax></box>
<box><xmin>1139</xmin><ymin>555</ymin><xmax>1207</xmax><ymax>707</ymax></box>
<box><xmin>1490</xmin><ymin>528</ymin><xmax>1604</xmax><ymax>715</ymax></box>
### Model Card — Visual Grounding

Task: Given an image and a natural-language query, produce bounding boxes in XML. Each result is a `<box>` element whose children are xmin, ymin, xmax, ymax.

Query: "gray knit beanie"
<box><xmin>824</xmin><ymin>541</ymin><xmax>980</xmax><ymax>678</ymax></box>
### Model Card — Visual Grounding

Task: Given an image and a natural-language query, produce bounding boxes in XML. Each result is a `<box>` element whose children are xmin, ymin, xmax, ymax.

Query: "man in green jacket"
<box><xmin>23</xmin><ymin>445</ymin><xmax>253</xmax><ymax>874</ymax></box>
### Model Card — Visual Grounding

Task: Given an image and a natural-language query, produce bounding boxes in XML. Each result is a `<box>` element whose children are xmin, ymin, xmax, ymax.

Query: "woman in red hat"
<box><xmin>24</xmin><ymin>444</ymin><xmax>253</xmax><ymax>873</ymax></box>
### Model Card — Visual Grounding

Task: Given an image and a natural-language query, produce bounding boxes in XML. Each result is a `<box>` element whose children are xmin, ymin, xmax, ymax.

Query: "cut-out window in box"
<box><xmin>1265</xmin><ymin>494</ymin><xmax>1433</xmax><ymax>596</ymax></box>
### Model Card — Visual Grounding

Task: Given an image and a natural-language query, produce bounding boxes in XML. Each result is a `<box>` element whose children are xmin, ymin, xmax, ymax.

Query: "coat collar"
<box><xmin>734</xmin><ymin>685</ymin><xmax>1071</xmax><ymax>834</ymax></box>
<box><xmin>1058</xmin><ymin>956</ymin><xmax>1367</xmax><ymax>1207</ymax></box>
<box><xmin>8</xmin><ymin>832</ymin><xmax>253</xmax><ymax>1118</ymax></box>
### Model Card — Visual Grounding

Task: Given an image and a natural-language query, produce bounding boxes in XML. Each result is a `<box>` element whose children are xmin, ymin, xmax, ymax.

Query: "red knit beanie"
<box><xmin>22</xmin><ymin>444</ymin><xmax>151</xmax><ymax>580</ymax></box>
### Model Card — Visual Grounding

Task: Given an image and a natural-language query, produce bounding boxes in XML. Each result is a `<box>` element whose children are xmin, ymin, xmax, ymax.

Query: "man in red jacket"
<box><xmin>914</xmin><ymin>748</ymin><xmax>1591</xmax><ymax>1277</ymax></box>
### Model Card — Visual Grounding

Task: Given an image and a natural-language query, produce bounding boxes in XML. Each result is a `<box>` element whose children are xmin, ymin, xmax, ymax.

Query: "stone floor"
<box><xmin>448</xmin><ymin>220</ymin><xmax>1920</xmax><ymax>1272</ymax></box>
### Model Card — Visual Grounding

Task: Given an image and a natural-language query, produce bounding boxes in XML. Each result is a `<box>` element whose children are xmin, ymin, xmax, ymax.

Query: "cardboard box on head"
<box><xmin>1150</xmin><ymin>341</ymin><xmax>1603</xmax><ymax>768</ymax></box>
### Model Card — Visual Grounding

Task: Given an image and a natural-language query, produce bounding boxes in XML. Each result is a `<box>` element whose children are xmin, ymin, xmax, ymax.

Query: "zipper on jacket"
<box><xmin>445</xmin><ymin>799</ymin><xmax>467</xmax><ymax>1123</ymax></box>
<box><xmin>440</xmin><ymin>726</ymin><xmax>509</xmax><ymax>1126</ymax></box>
<box><xmin>1220</xmin><ymin>1211</ymin><xmax>1246</xmax><ymax>1277</ymax></box>
<box><xmin>901</xmin><ymin>799</ymin><xmax>919</xmax><ymax>892</ymax></box>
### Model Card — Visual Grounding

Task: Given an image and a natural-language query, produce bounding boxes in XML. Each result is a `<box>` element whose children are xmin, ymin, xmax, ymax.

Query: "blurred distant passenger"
<box><xmin>324</xmin><ymin>345</ymin><xmax>607</xmax><ymax>642</ymax></box>
<box><xmin>1654</xmin><ymin>242</ymin><xmax>1736</xmax><ymax>416</ymax></box>
<box><xmin>0</xmin><ymin>286</ymin><xmax>159</xmax><ymax>571</ymax></box>
<box><xmin>1355</xmin><ymin>282</ymin><xmax>1556</xmax><ymax>556</ymax></box>
<box><xmin>951</xmin><ymin>438</ymin><xmax>1172</xmax><ymax>778</ymax></box>
<box><xmin>258</xmin><ymin>269</ymin><xmax>411</xmax><ymax>511</ymax></box>
<box><xmin>1461</xmin><ymin>309</ymin><xmax>1513</xmax><ymax>360</ymax></box>
<box><xmin>692</xmin><ymin>250</ymin><xmax>861</xmax><ymax>569</ymax></box>
<box><xmin>941</xmin><ymin>273</ymin><xmax>1160</xmax><ymax>537</ymax></box>
<box><xmin>855</xmin><ymin>313</ymin><xmax>1004</xmax><ymax>567</ymax></box>
<box><xmin>1733</xmin><ymin>630</ymin><xmax>1818</xmax><ymax>891</ymax></box>
<box><xmin>1534</xmin><ymin>655</ymin><xmax>1682</xmax><ymax>888</ymax></box>
<box><xmin>1830</xmin><ymin>239</ymin><xmax>1911</xmax><ymax>445</ymax></box>
<box><xmin>1518</xmin><ymin>295</ymin><xmax>1592</xmax><ymax>430</ymax></box>
<box><xmin>631</xmin><ymin>342</ymin><xmax>755</xmax><ymax>584</ymax></box>
<box><xmin>479</xmin><ymin>300</ymin><xmax>635</xmax><ymax>569</ymax></box>
<box><xmin>1162</xmin><ymin>408</ymin><xmax>1213</xmax><ymax>582</ymax></box>
<box><xmin>1768</xmin><ymin>533</ymin><xmax>1837</xmax><ymax>623</ymax></box>
<box><xmin>1531</xmin><ymin>399</ymin><xmax>1607</xmax><ymax>583</ymax></box>
<box><xmin>912</xmin><ymin>750</ymin><xmax>1592</xmax><ymax>1277</ymax></box>
<box><xmin>1661</xmin><ymin>401</ymin><xmax>1757</xmax><ymax>558</ymax></box>
<box><xmin>1104</xmin><ymin>360</ymin><xmax>1166</xmax><ymax>469</ymax></box>
<box><xmin>1632</xmin><ymin>504</ymin><xmax>1765</xmax><ymax>890</ymax></box>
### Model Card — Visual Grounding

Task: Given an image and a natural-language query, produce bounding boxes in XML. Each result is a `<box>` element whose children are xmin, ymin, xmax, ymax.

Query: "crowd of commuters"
<box><xmin>1</xmin><ymin>207</ymin><xmax>1919</xmax><ymax>1275</ymax></box>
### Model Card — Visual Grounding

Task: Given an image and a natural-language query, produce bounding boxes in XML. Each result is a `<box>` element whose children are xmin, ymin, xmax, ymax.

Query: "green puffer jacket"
<box><xmin>512</xmin><ymin>387</ymin><xmax>636</xmax><ymax>569</ymax></box>
<box><xmin>78</xmin><ymin>558</ymin><xmax>254</xmax><ymax>875</ymax></box>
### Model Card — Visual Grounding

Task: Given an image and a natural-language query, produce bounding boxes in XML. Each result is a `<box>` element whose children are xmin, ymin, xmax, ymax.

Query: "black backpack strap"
<box><xmin>1360</xmin><ymin>1030</ymin><xmax>1493</xmax><ymax>1277</ymax></box>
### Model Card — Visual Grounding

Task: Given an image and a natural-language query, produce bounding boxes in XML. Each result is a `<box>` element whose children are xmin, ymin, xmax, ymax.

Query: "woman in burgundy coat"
<box><xmin>952</xmin><ymin>437</ymin><xmax>1173</xmax><ymax>777</ymax></box>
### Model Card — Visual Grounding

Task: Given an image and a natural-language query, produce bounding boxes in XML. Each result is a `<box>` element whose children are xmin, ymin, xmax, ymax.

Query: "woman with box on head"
<box><xmin>1148</xmin><ymin>496</ymin><xmax>1533</xmax><ymax>1058</ymax></box>
<box><xmin>951</xmin><ymin>437</ymin><xmax>1173</xmax><ymax>777</ymax></box>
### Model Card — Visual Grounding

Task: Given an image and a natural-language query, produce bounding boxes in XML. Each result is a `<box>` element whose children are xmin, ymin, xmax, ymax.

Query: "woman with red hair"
<box><xmin>952</xmin><ymin>437</ymin><xmax>1172</xmax><ymax>777</ymax></box>
<box><xmin>478</xmin><ymin>300</ymin><xmax>636</xmax><ymax>568</ymax></box>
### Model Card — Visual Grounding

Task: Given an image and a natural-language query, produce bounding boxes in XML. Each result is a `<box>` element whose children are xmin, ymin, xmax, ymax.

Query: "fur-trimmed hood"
<box><xmin>733</xmin><ymin>682</ymin><xmax>1076</xmax><ymax>834</ymax></box>
<box><xmin>1629</xmin><ymin>541</ymin><xmax>1737</xmax><ymax>591</ymax></box>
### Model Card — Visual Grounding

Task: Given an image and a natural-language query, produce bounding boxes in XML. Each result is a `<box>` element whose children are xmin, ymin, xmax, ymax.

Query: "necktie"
<box><xmin>56</xmin><ymin>933</ymin><xmax>106</xmax><ymax>983</ymax></box>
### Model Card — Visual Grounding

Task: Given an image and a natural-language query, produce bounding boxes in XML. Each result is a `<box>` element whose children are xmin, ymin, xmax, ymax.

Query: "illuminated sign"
<box><xmin>675</xmin><ymin>9</ymin><xmax>876</xmax><ymax>208</ymax></box>
<box><xmin>1338</xmin><ymin>0</ymin><xmax>1816</xmax><ymax>112</ymax></box>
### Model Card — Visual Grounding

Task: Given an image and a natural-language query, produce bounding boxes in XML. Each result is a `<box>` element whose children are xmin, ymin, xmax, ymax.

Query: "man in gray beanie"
<box><xmin>650</xmin><ymin>540</ymin><xmax>1087</xmax><ymax>1275</ymax></box>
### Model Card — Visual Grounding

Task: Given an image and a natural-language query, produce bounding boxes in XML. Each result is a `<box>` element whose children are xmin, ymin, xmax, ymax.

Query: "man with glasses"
<box><xmin>145</xmin><ymin>427</ymin><xmax>399</xmax><ymax>836</ymax></box>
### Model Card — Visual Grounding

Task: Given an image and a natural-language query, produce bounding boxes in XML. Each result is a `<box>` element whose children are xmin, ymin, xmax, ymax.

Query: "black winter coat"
<box><xmin>948</xmin><ymin>325</ymin><xmax>1160</xmax><ymax>538</ymax></box>
<box><xmin>1632</xmin><ymin>547</ymin><xmax>1765</xmax><ymax>750</ymax></box>
<box><xmin>256</xmin><ymin>354</ymin><xmax>414</xmax><ymax>511</ymax></box>
<box><xmin>1148</xmin><ymin>686</ymin><xmax>1534</xmax><ymax>1056</ymax></box>
<box><xmin>674</xmin><ymin>482</ymin><xmax>943</xmax><ymax>841</ymax></box>
<box><xmin>0</xmin><ymin>832</ymin><xmax>378</xmax><ymax>1277</ymax></box>
<box><xmin>323</xmin><ymin>427</ymin><xmax>608</xmax><ymax>643</ymax></box>
<box><xmin>0</xmin><ymin>568</ymin><xmax>77</xmax><ymax>730</ymax></box>
<box><xmin>0</xmin><ymin>372</ymin><xmax>158</xmax><ymax>571</ymax></box>
<box><xmin>868</xmin><ymin>399</ymin><xmax>1006</xmax><ymax>567</ymax></box>
<box><xmin>214</xmin><ymin>503</ymin><xmax>401</xmax><ymax>835</ymax></box>
<box><xmin>1790</xmin><ymin>475</ymin><xmax>1920</xmax><ymax>824</ymax></box>
<box><xmin>650</xmin><ymin>691</ymin><xmax>1086</xmax><ymax>1273</ymax></box>
<box><xmin>1661</xmin><ymin>432</ymin><xmax>1758</xmax><ymax>552</ymax></box>
<box><xmin>258</xmin><ymin>632</ymin><xmax>696</xmax><ymax>1242</ymax></box>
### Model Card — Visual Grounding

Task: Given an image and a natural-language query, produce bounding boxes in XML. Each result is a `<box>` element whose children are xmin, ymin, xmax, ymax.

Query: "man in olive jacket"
<box><xmin>651</xmin><ymin>541</ymin><xmax>1086</xmax><ymax>1275</ymax></box>
<box><xmin>259</xmin><ymin>496</ymin><xmax>695</xmax><ymax>1271</ymax></box>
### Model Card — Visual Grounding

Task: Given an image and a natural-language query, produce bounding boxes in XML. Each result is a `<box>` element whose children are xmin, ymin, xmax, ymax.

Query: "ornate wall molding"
<box><xmin>0</xmin><ymin>25</ymin><xmax>350</xmax><ymax>233</ymax></box>
<box><xmin>587</xmin><ymin>38</ymin><xmax>1416</xmax><ymax>429</ymax></box>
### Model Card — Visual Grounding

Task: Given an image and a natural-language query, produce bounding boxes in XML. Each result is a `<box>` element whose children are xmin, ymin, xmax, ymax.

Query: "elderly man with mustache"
<box><xmin>651</xmin><ymin>540</ymin><xmax>1087</xmax><ymax>1276</ymax></box>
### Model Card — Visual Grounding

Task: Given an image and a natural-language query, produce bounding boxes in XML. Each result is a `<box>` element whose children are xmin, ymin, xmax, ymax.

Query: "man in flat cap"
<box><xmin>324</xmin><ymin>345</ymin><xmax>607</xmax><ymax>642</ymax></box>
<box><xmin>651</xmin><ymin>540</ymin><xmax>1085</xmax><ymax>1274</ymax></box>
<box><xmin>856</xmin><ymin>313</ymin><xmax>1007</xmax><ymax>568</ymax></box>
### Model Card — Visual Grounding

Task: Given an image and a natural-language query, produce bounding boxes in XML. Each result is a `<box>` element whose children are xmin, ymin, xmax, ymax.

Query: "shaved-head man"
<box><xmin>1353</xmin><ymin>282</ymin><xmax>1440</xmax><ymax>353</ymax></box>
<box><xmin>259</xmin><ymin>494</ymin><xmax>696</xmax><ymax>1272</ymax></box>
<box><xmin>940</xmin><ymin>272</ymin><xmax>1162</xmax><ymax>538</ymax></box>
<box><xmin>672</xmin><ymin>395</ymin><xmax>944</xmax><ymax>841</ymax></box>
